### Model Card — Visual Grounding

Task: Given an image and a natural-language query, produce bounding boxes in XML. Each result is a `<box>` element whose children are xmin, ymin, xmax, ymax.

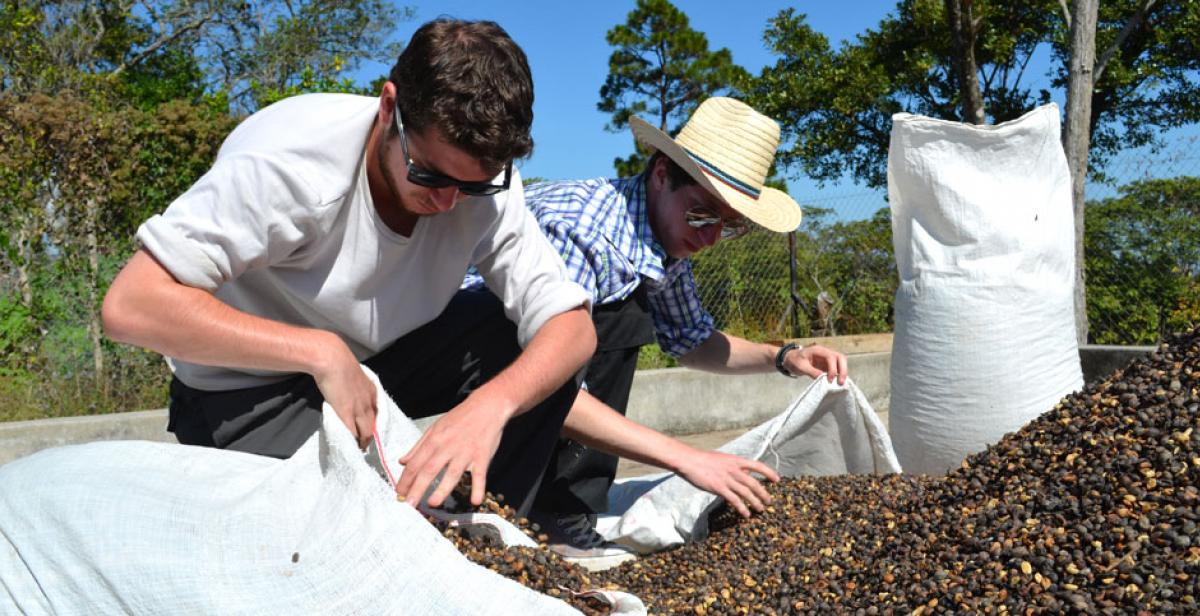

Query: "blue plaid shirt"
<box><xmin>463</xmin><ymin>175</ymin><xmax>714</xmax><ymax>357</ymax></box>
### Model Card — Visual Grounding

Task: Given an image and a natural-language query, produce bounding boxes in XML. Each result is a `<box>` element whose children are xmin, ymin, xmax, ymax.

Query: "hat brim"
<box><xmin>631</xmin><ymin>116</ymin><xmax>802</xmax><ymax>232</ymax></box>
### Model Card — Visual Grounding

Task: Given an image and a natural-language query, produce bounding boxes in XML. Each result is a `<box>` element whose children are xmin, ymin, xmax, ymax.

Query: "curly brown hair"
<box><xmin>388</xmin><ymin>19</ymin><xmax>534</xmax><ymax>175</ymax></box>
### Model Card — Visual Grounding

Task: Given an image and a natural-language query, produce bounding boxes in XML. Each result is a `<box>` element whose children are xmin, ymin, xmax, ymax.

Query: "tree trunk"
<box><xmin>15</xmin><ymin>221</ymin><xmax>33</xmax><ymax>310</ymax></box>
<box><xmin>85</xmin><ymin>197</ymin><xmax>106</xmax><ymax>395</ymax></box>
<box><xmin>1064</xmin><ymin>0</ymin><xmax>1098</xmax><ymax>345</ymax></box>
<box><xmin>945</xmin><ymin>0</ymin><xmax>986</xmax><ymax>124</ymax></box>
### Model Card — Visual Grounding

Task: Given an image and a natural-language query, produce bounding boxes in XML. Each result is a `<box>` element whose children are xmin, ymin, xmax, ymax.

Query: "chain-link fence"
<box><xmin>691</xmin><ymin>129</ymin><xmax>1200</xmax><ymax>346</ymax></box>
<box><xmin>1082</xmin><ymin>131</ymin><xmax>1200</xmax><ymax>345</ymax></box>
<box><xmin>692</xmin><ymin>187</ymin><xmax>892</xmax><ymax>343</ymax></box>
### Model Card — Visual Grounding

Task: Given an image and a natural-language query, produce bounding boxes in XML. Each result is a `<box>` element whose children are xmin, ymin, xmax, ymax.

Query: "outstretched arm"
<box><xmin>562</xmin><ymin>390</ymin><xmax>779</xmax><ymax>518</ymax></box>
<box><xmin>678</xmin><ymin>331</ymin><xmax>848</xmax><ymax>385</ymax></box>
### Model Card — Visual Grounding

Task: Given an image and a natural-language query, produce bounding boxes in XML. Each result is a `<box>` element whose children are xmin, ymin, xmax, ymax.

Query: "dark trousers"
<box><xmin>168</xmin><ymin>289</ymin><xmax>581</xmax><ymax>515</ymax></box>
<box><xmin>532</xmin><ymin>286</ymin><xmax>656</xmax><ymax>515</ymax></box>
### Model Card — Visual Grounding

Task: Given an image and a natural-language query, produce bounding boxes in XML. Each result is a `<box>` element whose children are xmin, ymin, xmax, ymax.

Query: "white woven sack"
<box><xmin>369</xmin><ymin>373</ymin><xmax>647</xmax><ymax>615</ymax></box>
<box><xmin>595</xmin><ymin>377</ymin><xmax>900</xmax><ymax>554</ymax></box>
<box><xmin>887</xmin><ymin>103</ymin><xmax>1084</xmax><ymax>475</ymax></box>
<box><xmin>0</xmin><ymin>367</ymin><xmax>635</xmax><ymax>615</ymax></box>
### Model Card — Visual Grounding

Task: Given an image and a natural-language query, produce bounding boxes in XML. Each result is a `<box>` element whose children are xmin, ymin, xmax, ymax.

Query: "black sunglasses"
<box><xmin>685</xmin><ymin>206</ymin><xmax>750</xmax><ymax>240</ymax></box>
<box><xmin>392</xmin><ymin>106</ymin><xmax>512</xmax><ymax>197</ymax></box>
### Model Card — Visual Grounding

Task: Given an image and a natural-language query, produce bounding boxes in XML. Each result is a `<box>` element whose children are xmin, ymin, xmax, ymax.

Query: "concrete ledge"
<box><xmin>0</xmin><ymin>409</ymin><xmax>173</xmax><ymax>467</ymax></box>
<box><xmin>0</xmin><ymin>344</ymin><xmax>1153</xmax><ymax>467</ymax></box>
<box><xmin>1080</xmin><ymin>344</ymin><xmax>1155</xmax><ymax>382</ymax></box>
<box><xmin>624</xmin><ymin>351</ymin><xmax>890</xmax><ymax>436</ymax></box>
<box><xmin>773</xmin><ymin>333</ymin><xmax>894</xmax><ymax>356</ymax></box>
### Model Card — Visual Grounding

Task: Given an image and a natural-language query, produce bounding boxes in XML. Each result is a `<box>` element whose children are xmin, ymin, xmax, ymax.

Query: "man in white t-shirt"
<box><xmin>101</xmin><ymin>19</ymin><xmax>595</xmax><ymax>515</ymax></box>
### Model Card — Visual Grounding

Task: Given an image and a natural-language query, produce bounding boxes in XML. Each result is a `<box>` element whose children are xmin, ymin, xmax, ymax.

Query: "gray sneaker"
<box><xmin>529</xmin><ymin>511</ymin><xmax>636</xmax><ymax>570</ymax></box>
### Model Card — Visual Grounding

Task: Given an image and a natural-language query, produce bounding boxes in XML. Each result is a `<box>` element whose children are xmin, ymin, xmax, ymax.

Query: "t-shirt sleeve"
<box><xmin>472</xmin><ymin>173</ymin><xmax>591</xmax><ymax>347</ymax></box>
<box><xmin>136</xmin><ymin>152</ymin><xmax>326</xmax><ymax>291</ymax></box>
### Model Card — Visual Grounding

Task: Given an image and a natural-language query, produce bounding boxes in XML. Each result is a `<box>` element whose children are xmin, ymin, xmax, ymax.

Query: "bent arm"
<box><xmin>102</xmin><ymin>248</ymin><xmax>346</xmax><ymax>377</ymax></box>
<box><xmin>102</xmin><ymin>248</ymin><xmax>377</xmax><ymax>444</ymax></box>
<box><xmin>471</xmin><ymin>305</ymin><xmax>596</xmax><ymax>423</ymax></box>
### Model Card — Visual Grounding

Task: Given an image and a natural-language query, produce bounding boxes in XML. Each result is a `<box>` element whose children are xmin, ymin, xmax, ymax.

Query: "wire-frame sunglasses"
<box><xmin>684</xmin><ymin>206</ymin><xmax>750</xmax><ymax>240</ymax></box>
<box><xmin>393</xmin><ymin>105</ymin><xmax>512</xmax><ymax>197</ymax></box>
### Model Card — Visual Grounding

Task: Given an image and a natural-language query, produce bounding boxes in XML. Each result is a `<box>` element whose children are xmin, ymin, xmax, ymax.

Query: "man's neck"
<box><xmin>365</xmin><ymin>122</ymin><xmax>418</xmax><ymax>237</ymax></box>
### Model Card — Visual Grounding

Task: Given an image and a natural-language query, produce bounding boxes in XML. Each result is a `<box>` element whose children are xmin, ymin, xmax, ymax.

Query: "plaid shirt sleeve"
<box><xmin>647</xmin><ymin>259</ymin><xmax>715</xmax><ymax>357</ymax></box>
<box><xmin>541</xmin><ymin>217</ymin><xmax>601</xmax><ymax>305</ymax></box>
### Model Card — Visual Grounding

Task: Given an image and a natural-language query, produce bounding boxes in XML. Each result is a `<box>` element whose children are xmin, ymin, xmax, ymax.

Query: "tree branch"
<box><xmin>110</xmin><ymin>10</ymin><xmax>217</xmax><ymax>78</ymax></box>
<box><xmin>1095</xmin><ymin>0</ymin><xmax>1157</xmax><ymax>82</ymax></box>
<box><xmin>1011</xmin><ymin>46</ymin><xmax>1037</xmax><ymax>90</ymax></box>
<box><xmin>853</xmin><ymin>116</ymin><xmax>888</xmax><ymax>145</ymax></box>
<box><xmin>1058</xmin><ymin>0</ymin><xmax>1072</xmax><ymax>29</ymax></box>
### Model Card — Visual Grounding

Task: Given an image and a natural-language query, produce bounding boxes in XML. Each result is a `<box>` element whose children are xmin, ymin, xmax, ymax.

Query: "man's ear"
<box><xmin>648</xmin><ymin>155</ymin><xmax>668</xmax><ymax>191</ymax></box>
<box><xmin>377</xmin><ymin>82</ymin><xmax>397</xmax><ymax>130</ymax></box>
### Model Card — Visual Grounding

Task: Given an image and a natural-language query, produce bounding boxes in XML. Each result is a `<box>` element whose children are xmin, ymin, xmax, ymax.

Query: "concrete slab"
<box><xmin>622</xmin><ymin>352</ymin><xmax>890</xmax><ymax>436</ymax></box>
<box><xmin>0</xmin><ymin>409</ymin><xmax>172</xmax><ymax>466</ymax></box>
<box><xmin>614</xmin><ymin>413</ymin><xmax>891</xmax><ymax>480</ymax></box>
<box><xmin>0</xmin><ymin>344</ymin><xmax>1148</xmax><ymax>468</ymax></box>
<box><xmin>771</xmin><ymin>333</ymin><xmax>894</xmax><ymax>355</ymax></box>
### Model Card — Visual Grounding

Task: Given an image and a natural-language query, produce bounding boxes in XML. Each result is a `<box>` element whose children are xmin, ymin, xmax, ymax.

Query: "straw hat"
<box><xmin>630</xmin><ymin>97</ymin><xmax>802</xmax><ymax>232</ymax></box>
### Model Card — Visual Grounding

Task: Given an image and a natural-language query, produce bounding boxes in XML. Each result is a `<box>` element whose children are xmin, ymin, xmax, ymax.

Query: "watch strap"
<box><xmin>775</xmin><ymin>342</ymin><xmax>801</xmax><ymax>378</ymax></box>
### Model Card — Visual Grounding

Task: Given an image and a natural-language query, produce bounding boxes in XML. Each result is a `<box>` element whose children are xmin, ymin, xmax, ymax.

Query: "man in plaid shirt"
<box><xmin>465</xmin><ymin>97</ymin><xmax>848</xmax><ymax>559</ymax></box>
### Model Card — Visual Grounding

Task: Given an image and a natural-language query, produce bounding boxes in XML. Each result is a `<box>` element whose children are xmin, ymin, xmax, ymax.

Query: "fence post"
<box><xmin>788</xmin><ymin>230</ymin><xmax>801</xmax><ymax>338</ymax></box>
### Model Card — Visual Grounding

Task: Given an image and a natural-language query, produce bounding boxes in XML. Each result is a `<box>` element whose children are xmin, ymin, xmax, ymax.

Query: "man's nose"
<box><xmin>429</xmin><ymin>186</ymin><xmax>460</xmax><ymax>211</ymax></box>
<box><xmin>699</xmin><ymin>222</ymin><xmax>722</xmax><ymax>247</ymax></box>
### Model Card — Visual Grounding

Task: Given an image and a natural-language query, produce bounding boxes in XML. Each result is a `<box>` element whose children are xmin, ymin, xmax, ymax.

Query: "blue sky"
<box><xmin>352</xmin><ymin>1</ymin><xmax>1197</xmax><ymax>215</ymax></box>
<box><xmin>352</xmin><ymin>1</ymin><xmax>905</xmax><ymax>206</ymax></box>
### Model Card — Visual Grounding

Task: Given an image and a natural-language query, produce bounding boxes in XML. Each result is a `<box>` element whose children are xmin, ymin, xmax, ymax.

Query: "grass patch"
<box><xmin>0</xmin><ymin>361</ymin><xmax>170</xmax><ymax>423</ymax></box>
<box><xmin>636</xmin><ymin>345</ymin><xmax>678</xmax><ymax>370</ymax></box>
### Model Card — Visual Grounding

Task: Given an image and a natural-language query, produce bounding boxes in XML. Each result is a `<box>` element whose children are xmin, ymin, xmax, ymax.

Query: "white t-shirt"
<box><xmin>137</xmin><ymin>93</ymin><xmax>589</xmax><ymax>391</ymax></box>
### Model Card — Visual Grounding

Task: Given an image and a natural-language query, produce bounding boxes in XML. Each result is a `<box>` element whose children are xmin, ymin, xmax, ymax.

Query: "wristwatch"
<box><xmin>775</xmin><ymin>342</ymin><xmax>801</xmax><ymax>378</ymax></box>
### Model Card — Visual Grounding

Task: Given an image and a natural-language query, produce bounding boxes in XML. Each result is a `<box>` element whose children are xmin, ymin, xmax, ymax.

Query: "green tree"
<box><xmin>1085</xmin><ymin>176</ymin><xmax>1200</xmax><ymax>344</ymax></box>
<box><xmin>0</xmin><ymin>94</ymin><xmax>138</xmax><ymax>388</ymax></box>
<box><xmin>0</xmin><ymin>0</ymin><xmax>408</xmax><ymax>419</ymax></box>
<box><xmin>598</xmin><ymin>0</ymin><xmax>748</xmax><ymax>177</ymax></box>
<box><xmin>749</xmin><ymin>0</ymin><xmax>1198</xmax><ymax>344</ymax></box>
<box><xmin>0</xmin><ymin>93</ymin><xmax>235</xmax><ymax>416</ymax></box>
<box><xmin>0</xmin><ymin>0</ymin><xmax>410</xmax><ymax>111</ymax></box>
<box><xmin>748</xmin><ymin>1</ymin><xmax>1199</xmax><ymax>189</ymax></box>
<box><xmin>780</xmin><ymin>208</ymin><xmax>896</xmax><ymax>338</ymax></box>
<box><xmin>255</xmin><ymin>63</ymin><xmax>375</xmax><ymax>108</ymax></box>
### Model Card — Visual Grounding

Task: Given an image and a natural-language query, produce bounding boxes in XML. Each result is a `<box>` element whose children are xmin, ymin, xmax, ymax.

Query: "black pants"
<box><xmin>168</xmin><ymin>289</ymin><xmax>581</xmax><ymax>515</ymax></box>
<box><xmin>532</xmin><ymin>286</ymin><xmax>656</xmax><ymax>515</ymax></box>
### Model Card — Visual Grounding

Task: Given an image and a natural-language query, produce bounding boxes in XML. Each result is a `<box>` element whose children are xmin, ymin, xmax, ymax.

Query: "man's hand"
<box><xmin>395</xmin><ymin>393</ymin><xmax>513</xmax><ymax>509</ymax></box>
<box><xmin>312</xmin><ymin>337</ymin><xmax>378</xmax><ymax>450</ymax></box>
<box><xmin>675</xmin><ymin>449</ymin><xmax>780</xmax><ymax>518</ymax></box>
<box><xmin>393</xmin><ymin>304</ymin><xmax>592</xmax><ymax>510</ymax></box>
<box><xmin>784</xmin><ymin>344</ymin><xmax>849</xmax><ymax>385</ymax></box>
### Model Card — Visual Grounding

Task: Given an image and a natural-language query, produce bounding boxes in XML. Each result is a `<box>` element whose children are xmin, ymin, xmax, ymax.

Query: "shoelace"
<box><xmin>556</xmin><ymin>514</ymin><xmax>607</xmax><ymax>549</ymax></box>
